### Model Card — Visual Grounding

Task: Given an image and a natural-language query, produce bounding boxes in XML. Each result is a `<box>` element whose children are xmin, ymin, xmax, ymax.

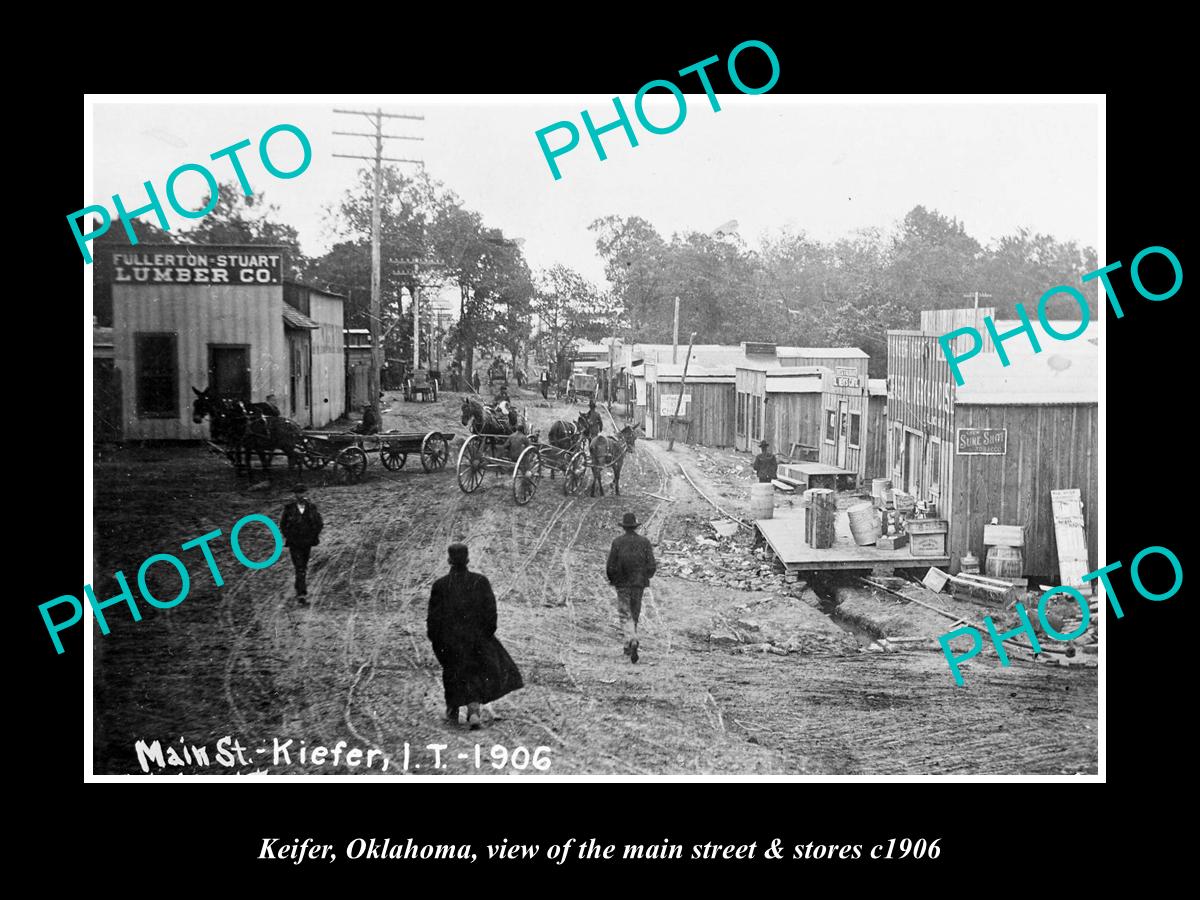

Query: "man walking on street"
<box><xmin>280</xmin><ymin>484</ymin><xmax>323</xmax><ymax>605</ymax></box>
<box><xmin>539</xmin><ymin>368</ymin><xmax>550</xmax><ymax>400</ymax></box>
<box><xmin>753</xmin><ymin>440</ymin><xmax>778</xmax><ymax>483</ymax></box>
<box><xmin>606</xmin><ymin>512</ymin><xmax>657</xmax><ymax>663</ymax></box>
<box><xmin>427</xmin><ymin>543</ymin><xmax>524</xmax><ymax>728</ymax></box>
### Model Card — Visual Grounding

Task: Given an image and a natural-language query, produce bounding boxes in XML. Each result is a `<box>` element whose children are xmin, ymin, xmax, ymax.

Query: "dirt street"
<box><xmin>92</xmin><ymin>387</ymin><xmax>1098</xmax><ymax>775</ymax></box>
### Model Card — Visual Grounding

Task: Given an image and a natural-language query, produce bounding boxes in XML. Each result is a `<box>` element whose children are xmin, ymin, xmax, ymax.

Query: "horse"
<box><xmin>547</xmin><ymin>410</ymin><xmax>590</xmax><ymax>451</ymax></box>
<box><xmin>192</xmin><ymin>386</ymin><xmax>302</xmax><ymax>475</ymax></box>
<box><xmin>461</xmin><ymin>396</ymin><xmax>523</xmax><ymax>436</ymax></box>
<box><xmin>588</xmin><ymin>424</ymin><xmax>641</xmax><ymax>497</ymax></box>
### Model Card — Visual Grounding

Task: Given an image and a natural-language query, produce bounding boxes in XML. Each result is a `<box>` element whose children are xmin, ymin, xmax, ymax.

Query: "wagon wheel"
<box><xmin>335</xmin><ymin>446</ymin><xmax>368</xmax><ymax>484</ymax></box>
<box><xmin>512</xmin><ymin>445</ymin><xmax>542</xmax><ymax>506</ymax></box>
<box><xmin>420</xmin><ymin>431</ymin><xmax>450</xmax><ymax>472</ymax></box>
<box><xmin>380</xmin><ymin>445</ymin><xmax>408</xmax><ymax>470</ymax></box>
<box><xmin>456</xmin><ymin>434</ymin><xmax>487</xmax><ymax>493</ymax></box>
<box><xmin>563</xmin><ymin>449</ymin><xmax>589</xmax><ymax>495</ymax></box>
<box><xmin>298</xmin><ymin>438</ymin><xmax>331</xmax><ymax>469</ymax></box>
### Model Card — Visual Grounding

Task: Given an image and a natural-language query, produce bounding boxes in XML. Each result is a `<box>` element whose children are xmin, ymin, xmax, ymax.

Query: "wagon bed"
<box><xmin>299</xmin><ymin>429</ymin><xmax>453</xmax><ymax>482</ymax></box>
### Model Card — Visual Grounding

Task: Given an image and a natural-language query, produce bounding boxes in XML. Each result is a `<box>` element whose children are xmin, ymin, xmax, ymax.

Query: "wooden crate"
<box><xmin>906</xmin><ymin>518</ymin><xmax>948</xmax><ymax>535</ymax></box>
<box><xmin>910</xmin><ymin>532</ymin><xmax>948</xmax><ymax>558</ymax></box>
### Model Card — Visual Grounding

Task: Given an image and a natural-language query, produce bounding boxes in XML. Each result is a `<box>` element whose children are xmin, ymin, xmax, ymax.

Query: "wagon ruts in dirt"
<box><xmin>455</xmin><ymin>433</ymin><xmax>590</xmax><ymax>505</ymax></box>
<box><xmin>298</xmin><ymin>430</ymin><xmax>453</xmax><ymax>483</ymax></box>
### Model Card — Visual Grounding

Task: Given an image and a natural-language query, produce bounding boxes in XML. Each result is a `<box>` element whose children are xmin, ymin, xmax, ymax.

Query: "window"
<box><xmin>136</xmin><ymin>333</ymin><xmax>178</xmax><ymax>418</ymax></box>
<box><xmin>849</xmin><ymin>412</ymin><xmax>861</xmax><ymax>448</ymax></box>
<box><xmin>736</xmin><ymin>392</ymin><xmax>746</xmax><ymax>433</ymax></box>
<box><xmin>825</xmin><ymin>407</ymin><xmax>837</xmax><ymax>444</ymax></box>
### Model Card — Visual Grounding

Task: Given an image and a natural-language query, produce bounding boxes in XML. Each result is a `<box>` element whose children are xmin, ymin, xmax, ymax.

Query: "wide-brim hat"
<box><xmin>758</xmin><ymin>440</ymin><xmax>770</xmax><ymax>448</ymax></box>
<box><xmin>292</xmin><ymin>483</ymin><xmax>308</xmax><ymax>494</ymax></box>
<box><xmin>618</xmin><ymin>512</ymin><xmax>641</xmax><ymax>529</ymax></box>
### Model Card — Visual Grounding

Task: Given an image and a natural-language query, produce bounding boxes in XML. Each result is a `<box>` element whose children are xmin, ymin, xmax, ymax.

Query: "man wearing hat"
<box><xmin>584</xmin><ymin>398</ymin><xmax>603</xmax><ymax>437</ymax></box>
<box><xmin>279</xmin><ymin>484</ymin><xmax>324</xmax><ymax>605</ymax></box>
<box><xmin>428</xmin><ymin>543</ymin><xmax>524</xmax><ymax>729</ymax></box>
<box><xmin>752</xmin><ymin>440</ymin><xmax>778</xmax><ymax>483</ymax></box>
<box><xmin>605</xmin><ymin>512</ymin><xmax>657</xmax><ymax>663</ymax></box>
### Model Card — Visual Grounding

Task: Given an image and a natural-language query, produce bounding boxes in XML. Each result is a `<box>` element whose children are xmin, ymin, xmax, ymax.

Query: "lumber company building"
<box><xmin>102</xmin><ymin>244</ymin><xmax>346</xmax><ymax>441</ymax></box>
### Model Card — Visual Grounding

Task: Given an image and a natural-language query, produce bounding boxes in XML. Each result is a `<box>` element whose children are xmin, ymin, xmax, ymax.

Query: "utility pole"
<box><xmin>962</xmin><ymin>290</ymin><xmax>993</xmax><ymax>314</ymax></box>
<box><xmin>667</xmin><ymin>331</ymin><xmax>697</xmax><ymax>452</ymax></box>
<box><xmin>333</xmin><ymin>107</ymin><xmax>423</xmax><ymax>421</ymax></box>
<box><xmin>672</xmin><ymin>296</ymin><xmax>680</xmax><ymax>364</ymax></box>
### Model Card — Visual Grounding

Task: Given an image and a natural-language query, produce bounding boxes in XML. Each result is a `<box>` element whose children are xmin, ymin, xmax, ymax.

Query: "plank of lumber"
<box><xmin>775</xmin><ymin>474</ymin><xmax>805</xmax><ymax>488</ymax></box>
<box><xmin>771</xmin><ymin>479</ymin><xmax>795</xmax><ymax>493</ymax></box>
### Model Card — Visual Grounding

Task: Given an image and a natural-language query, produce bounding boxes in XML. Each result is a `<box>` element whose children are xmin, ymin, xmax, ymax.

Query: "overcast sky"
<box><xmin>90</xmin><ymin>96</ymin><xmax>1100</xmax><ymax>293</ymax></box>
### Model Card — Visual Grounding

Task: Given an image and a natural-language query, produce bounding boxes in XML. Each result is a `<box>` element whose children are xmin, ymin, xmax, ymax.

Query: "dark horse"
<box><xmin>588</xmin><ymin>424</ymin><xmax>641</xmax><ymax>497</ymax></box>
<box><xmin>542</xmin><ymin>410</ymin><xmax>590</xmax><ymax>480</ymax></box>
<box><xmin>461</xmin><ymin>396</ymin><xmax>523</xmax><ymax>436</ymax></box>
<box><xmin>192</xmin><ymin>386</ymin><xmax>303</xmax><ymax>475</ymax></box>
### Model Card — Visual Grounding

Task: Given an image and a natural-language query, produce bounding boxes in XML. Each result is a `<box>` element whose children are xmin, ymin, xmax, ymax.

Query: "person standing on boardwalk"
<box><xmin>427</xmin><ymin>543</ymin><xmax>524</xmax><ymax>729</ymax></box>
<box><xmin>606</xmin><ymin>512</ymin><xmax>657</xmax><ymax>663</ymax></box>
<box><xmin>752</xmin><ymin>440</ymin><xmax>778</xmax><ymax>483</ymax></box>
<box><xmin>280</xmin><ymin>484</ymin><xmax>323</xmax><ymax>605</ymax></box>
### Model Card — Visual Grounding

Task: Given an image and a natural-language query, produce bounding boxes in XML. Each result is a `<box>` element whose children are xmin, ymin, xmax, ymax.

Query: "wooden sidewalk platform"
<box><xmin>756</xmin><ymin>508</ymin><xmax>948</xmax><ymax>573</ymax></box>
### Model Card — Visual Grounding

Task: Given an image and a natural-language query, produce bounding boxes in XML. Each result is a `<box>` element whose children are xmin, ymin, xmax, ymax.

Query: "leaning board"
<box><xmin>1050</xmin><ymin>488</ymin><xmax>1091</xmax><ymax>594</ymax></box>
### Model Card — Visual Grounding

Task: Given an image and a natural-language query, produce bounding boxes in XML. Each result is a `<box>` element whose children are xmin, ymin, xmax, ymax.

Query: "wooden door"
<box><xmin>904</xmin><ymin>430</ymin><xmax>923</xmax><ymax>495</ymax></box>
<box><xmin>209</xmin><ymin>345</ymin><xmax>250</xmax><ymax>401</ymax></box>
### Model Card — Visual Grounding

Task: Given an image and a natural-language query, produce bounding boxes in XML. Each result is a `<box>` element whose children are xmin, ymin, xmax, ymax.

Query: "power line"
<box><xmin>333</xmin><ymin>108</ymin><xmax>425</xmax><ymax>412</ymax></box>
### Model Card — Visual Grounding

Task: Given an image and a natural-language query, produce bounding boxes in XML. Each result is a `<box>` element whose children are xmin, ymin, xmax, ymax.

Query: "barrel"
<box><xmin>871</xmin><ymin>478</ymin><xmax>892</xmax><ymax>506</ymax></box>
<box><xmin>985</xmin><ymin>545</ymin><xmax>1024</xmax><ymax>578</ymax></box>
<box><xmin>750</xmin><ymin>482</ymin><xmax>774</xmax><ymax>520</ymax></box>
<box><xmin>848</xmin><ymin>501</ymin><xmax>883</xmax><ymax>546</ymax></box>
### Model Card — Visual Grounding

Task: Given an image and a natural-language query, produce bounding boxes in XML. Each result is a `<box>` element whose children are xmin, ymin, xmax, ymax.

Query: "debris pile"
<box><xmin>693</xmin><ymin>597</ymin><xmax>856</xmax><ymax>657</ymax></box>
<box><xmin>657</xmin><ymin>536</ymin><xmax>795</xmax><ymax>592</ymax></box>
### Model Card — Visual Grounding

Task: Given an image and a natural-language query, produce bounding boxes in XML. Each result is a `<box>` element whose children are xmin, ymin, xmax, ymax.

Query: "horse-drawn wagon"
<box><xmin>299</xmin><ymin>430</ymin><xmax>452</xmax><ymax>483</ymax></box>
<box><xmin>567</xmin><ymin>372</ymin><xmax>598</xmax><ymax>404</ymax></box>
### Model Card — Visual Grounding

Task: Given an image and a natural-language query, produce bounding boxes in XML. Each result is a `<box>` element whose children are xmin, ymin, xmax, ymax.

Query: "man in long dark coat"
<box><xmin>427</xmin><ymin>543</ymin><xmax>524</xmax><ymax>729</ymax></box>
<box><xmin>606</xmin><ymin>512</ymin><xmax>657</xmax><ymax>663</ymax></box>
<box><xmin>280</xmin><ymin>484</ymin><xmax>323</xmax><ymax>605</ymax></box>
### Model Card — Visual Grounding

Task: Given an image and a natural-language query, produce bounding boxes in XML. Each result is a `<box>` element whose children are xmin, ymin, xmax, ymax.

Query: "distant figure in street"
<box><xmin>280</xmin><ymin>484</ymin><xmax>323</xmax><ymax>605</ymax></box>
<box><xmin>606</xmin><ymin>512</ymin><xmax>657</xmax><ymax>663</ymax></box>
<box><xmin>584</xmin><ymin>399</ymin><xmax>603</xmax><ymax>437</ymax></box>
<box><xmin>515</xmin><ymin>368</ymin><xmax>526</xmax><ymax>388</ymax></box>
<box><xmin>472</xmin><ymin>371</ymin><xmax>482</xmax><ymax>392</ymax></box>
<box><xmin>753</xmin><ymin>440</ymin><xmax>778</xmax><ymax>483</ymax></box>
<box><xmin>539</xmin><ymin>368</ymin><xmax>550</xmax><ymax>400</ymax></box>
<box><xmin>354</xmin><ymin>403</ymin><xmax>381</xmax><ymax>435</ymax></box>
<box><xmin>427</xmin><ymin>543</ymin><xmax>524</xmax><ymax>729</ymax></box>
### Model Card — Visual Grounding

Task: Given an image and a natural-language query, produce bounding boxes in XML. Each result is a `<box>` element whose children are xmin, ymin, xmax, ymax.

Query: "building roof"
<box><xmin>285</xmin><ymin>280</ymin><xmax>346</xmax><ymax>300</ymax></box>
<box><xmin>765</xmin><ymin>376</ymin><xmax>824</xmax><ymax>393</ymax></box>
<box><xmin>776</xmin><ymin>346</ymin><xmax>869</xmax><ymax>359</ymax></box>
<box><xmin>653</xmin><ymin>364</ymin><xmax>734</xmax><ymax>383</ymax></box>
<box><xmin>281</xmin><ymin>305</ymin><xmax>320</xmax><ymax>330</ymax></box>
<box><xmin>765</xmin><ymin>366</ymin><xmax>828</xmax><ymax>377</ymax></box>
<box><xmin>954</xmin><ymin>347</ymin><xmax>1098</xmax><ymax>405</ymax></box>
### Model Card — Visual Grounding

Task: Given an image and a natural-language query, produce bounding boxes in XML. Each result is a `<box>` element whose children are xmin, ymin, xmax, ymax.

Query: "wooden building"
<box><xmin>642</xmin><ymin>363</ymin><xmax>734</xmax><ymax>446</ymax></box>
<box><xmin>818</xmin><ymin>367</ymin><xmax>870</xmax><ymax>478</ymax></box>
<box><xmin>776</xmin><ymin>346</ymin><xmax>869</xmax><ymax>378</ymax></box>
<box><xmin>344</xmin><ymin>329</ymin><xmax>373</xmax><ymax>411</ymax></box>
<box><xmin>734</xmin><ymin>366</ymin><xmax>826</xmax><ymax>453</ymax></box>
<box><xmin>887</xmin><ymin>328</ymin><xmax>1097</xmax><ymax>579</ymax></box>
<box><xmin>864</xmin><ymin>378</ymin><xmax>888</xmax><ymax>480</ymax></box>
<box><xmin>110</xmin><ymin>244</ymin><xmax>345</xmax><ymax>440</ymax></box>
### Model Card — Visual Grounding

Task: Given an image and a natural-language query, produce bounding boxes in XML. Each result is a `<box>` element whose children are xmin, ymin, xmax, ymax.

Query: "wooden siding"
<box><xmin>765</xmin><ymin>392</ymin><xmax>823</xmax><ymax>456</ymax></box>
<box><xmin>920</xmin><ymin>307</ymin><xmax>995</xmax><ymax>354</ymax></box>
<box><xmin>114</xmin><ymin>283</ymin><xmax>286</xmax><ymax>440</ymax></box>
<box><xmin>777</xmin><ymin>354</ymin><xmax>868</xmax><ymax>381</ymax></box>
<box><xmin>886</xmin><ymin>331</ymin><xmax>955</xmax><ymax>509</ymax></box>
<box><xmin>308</xmin><ymin>291</ymin><xmax>345</xmax><ymax>427</ymax></box>
<box><xmin>949</xmin><ymin>403</ymin><xmax>1098</xmax><ymax>580</ymax></box>
<box><xmin>652</xmin><ymin>380</ymin><xmax>735</xmax><ymax>447</ymax></box>
<box><xmin>864</xmin><ymin>393</ymin><xmax>888</xmax><ymax>480</ymax></box>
